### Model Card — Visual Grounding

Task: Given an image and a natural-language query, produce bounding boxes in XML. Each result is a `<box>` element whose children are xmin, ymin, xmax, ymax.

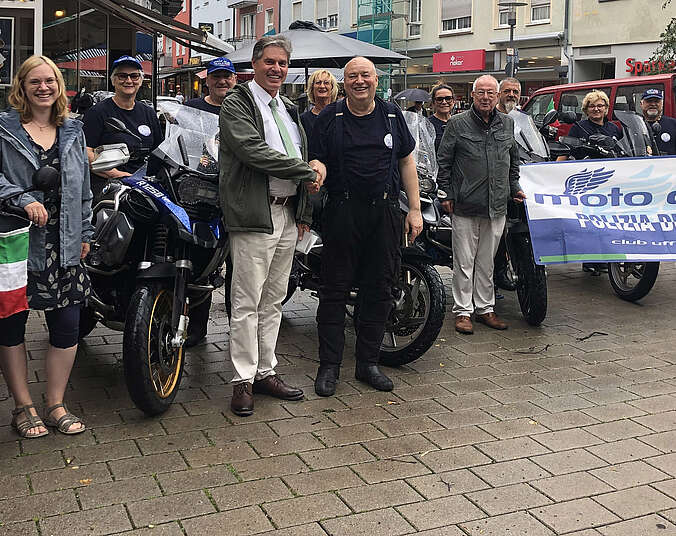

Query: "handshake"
<box><xmin>306</xmin><ymin>159</ymin><xmax>326</xmax><ymax>195</ymax></box>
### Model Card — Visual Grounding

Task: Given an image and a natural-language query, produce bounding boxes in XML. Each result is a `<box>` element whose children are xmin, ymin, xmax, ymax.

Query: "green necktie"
<box><xmin>269</xmin><ymin>98</ymin><xmax>299</xmax><ymax>158</ymax></box>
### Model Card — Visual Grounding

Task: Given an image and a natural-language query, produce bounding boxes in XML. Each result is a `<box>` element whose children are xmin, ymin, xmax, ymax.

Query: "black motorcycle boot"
<box><xmin>355</xmin><ymin>362</ymin><xmax>394</xmax><ymax>391</ymax></box>
<box><xmin>315</xmin><ymin>365</ymin><xmax>340</xmax><ymax>397</ymax></box>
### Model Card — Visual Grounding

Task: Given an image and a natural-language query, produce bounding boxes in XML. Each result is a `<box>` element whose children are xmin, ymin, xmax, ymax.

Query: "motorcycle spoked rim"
<box><xmin>147</xmin><ymin>289</ymin><xmax>183</xmax><ymax>399</ymax></box>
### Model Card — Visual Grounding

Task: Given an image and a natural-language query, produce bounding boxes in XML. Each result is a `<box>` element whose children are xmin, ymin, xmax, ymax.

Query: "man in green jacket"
<box><xmin>219</xmin><ymin>35</ymin><xmax>323</xmax><ymax>416</ymax></box>
<box><xmin>438</xmin><ymin>75</ymin><xmax>526</xmax><ymax>335</ymax></box>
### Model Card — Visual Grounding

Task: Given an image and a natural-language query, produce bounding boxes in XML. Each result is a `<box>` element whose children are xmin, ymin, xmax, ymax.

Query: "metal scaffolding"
<box><xmin>355</xmin><ymin>0</ymin><xmax>411</xmax><ymax>96</ymax></box>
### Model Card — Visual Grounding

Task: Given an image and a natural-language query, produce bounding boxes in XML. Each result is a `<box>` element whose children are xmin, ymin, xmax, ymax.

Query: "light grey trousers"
<box><xmin>451</xmin><ymin>213</ymin><xmax>506</xmax><ymax>317</ymax></box>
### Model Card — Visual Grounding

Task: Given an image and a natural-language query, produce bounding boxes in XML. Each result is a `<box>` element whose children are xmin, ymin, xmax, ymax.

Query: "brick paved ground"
<box><xmin>3</xmin><ymin>263</ymin><xmax>676</xmax><ymax>535</ymax></box>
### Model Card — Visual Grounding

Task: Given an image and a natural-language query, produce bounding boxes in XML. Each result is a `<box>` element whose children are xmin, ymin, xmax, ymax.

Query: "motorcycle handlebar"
<box><xmin>0</xmin><ymin>201</ymin><xmax>29</xmax><ymax>219</ymax></box>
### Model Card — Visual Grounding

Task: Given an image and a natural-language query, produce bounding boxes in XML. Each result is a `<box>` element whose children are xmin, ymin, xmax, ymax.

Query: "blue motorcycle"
<box><xmin>82</xmin><ymin>104</ymin><xmax>226</xmax><ymax>415</ymax></box>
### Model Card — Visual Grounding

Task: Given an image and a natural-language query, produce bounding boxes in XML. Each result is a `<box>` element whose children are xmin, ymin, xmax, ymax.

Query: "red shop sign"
<box><xmin>626</xmin><ymin>57</ymin><xmax>676</xmax><ymax>75</ymax></box>
<box><xmin>433</xmin><ymin>49</ymin><xmax>486</xmax><ymax>73</ymax></box>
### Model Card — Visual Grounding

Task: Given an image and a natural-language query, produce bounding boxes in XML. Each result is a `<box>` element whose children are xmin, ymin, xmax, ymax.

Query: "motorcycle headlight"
<box><xmin>177</xmin><ymin>175</ymin><xmax>219</xmax><ymax>207</ymax></box>
<box><xmin>419</xmin><ymin>178</ymin><xmax>436</xmax><ymax>194</ymax></box>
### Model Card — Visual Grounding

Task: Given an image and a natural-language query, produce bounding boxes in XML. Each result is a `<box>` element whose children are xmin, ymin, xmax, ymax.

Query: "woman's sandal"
<box><xmin>43</xmin><ymin>403</ymin><xmax>86</xmax><ymax>435</ymax></box>
<box><xmin>11</xmin><ymin>404</ymin><xmax>49</xmax><ymax>438</ymax></box>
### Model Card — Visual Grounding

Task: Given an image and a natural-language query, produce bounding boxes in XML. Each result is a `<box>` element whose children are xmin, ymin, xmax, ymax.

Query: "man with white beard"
<box><xmin>497</xmin><ymin>78</ymin><xmax>521</xmax><ymax>114</ymax></box>
<box><xmin>640</xmin><ymin>88</ymin><xmax>676</xmax><ymax>155</ymax></box>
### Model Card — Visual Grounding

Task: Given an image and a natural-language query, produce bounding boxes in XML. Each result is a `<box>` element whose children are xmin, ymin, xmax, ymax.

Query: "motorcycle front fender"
<box><xmin>402</xmin><ymin>245</ymin><xmax>434</xmax><ymax>263</ymax></box>
<box><xmin>137</xmin><ymin>262</ymin><xmax>176</xmax><ymax>281</ymax></box>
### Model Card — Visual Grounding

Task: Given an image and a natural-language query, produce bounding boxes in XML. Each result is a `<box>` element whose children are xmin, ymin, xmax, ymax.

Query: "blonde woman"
<box><xmin>301</xmin><ymin>69</ymin><xmax>338</xmax><ymax>136</ymax></box>
<box><xmin>0</xmin><ymin>55</ymin><xmax>93</xmax><ymax>437</ymax></box>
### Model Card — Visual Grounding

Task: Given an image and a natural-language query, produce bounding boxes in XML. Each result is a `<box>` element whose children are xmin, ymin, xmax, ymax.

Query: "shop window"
<box><xmin>79</xmin><ymin>1</ymin><xmax>108</xmax><ymax>94</ymax></box>
<box><xmin>316</xmin><ymin>0</ymin><xmax>338</xmax><ymax>30</ymax></box>
<box><xmin>441</xmin><ymin>0</ymin><xmax>471</xmax><ymax>33</ymax></box>
<box><xmin>531</xmin><ymin>0</ymin><xmax>550</xmax><ymax>22</ymax></box>
<box><xmin>0</xmin><ymin>7</ymin><xmax>33</xmax><ymax>109</ymax></box>
<box><xmin>44</xmin><ymin>0</ymin><xmax>78</xmax><ymax>95</ymax></box>
<box><xmin>615</xmin><ymin>83</ymin><xmax>664</xmax><ymax>115</ymax></box>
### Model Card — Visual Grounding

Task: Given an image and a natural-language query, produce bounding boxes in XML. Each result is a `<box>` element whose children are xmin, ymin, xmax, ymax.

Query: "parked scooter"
<box><xmin>554</xmin><ymin>110</ymin><xmax>659</xmax><ymax>302</ymax></box>
<box><xmin>282</xmin><ymin>112</ymin><xmax>447</xmax><ymax>367</ymax></box>
<box><xmin>81</xmin><ymin>103</ymin><xmax>227</xmax><ymax>415</ymax></box>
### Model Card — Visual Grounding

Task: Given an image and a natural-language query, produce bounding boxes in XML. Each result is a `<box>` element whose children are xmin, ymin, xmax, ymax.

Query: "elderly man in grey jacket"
<box><xmin>438</xmin><ymin>75</ymin><xmax>526</xmax><ymax>335</ymax></box>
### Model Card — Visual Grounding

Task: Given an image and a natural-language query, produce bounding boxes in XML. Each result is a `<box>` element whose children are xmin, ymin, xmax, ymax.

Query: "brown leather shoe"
<box><xmin>231</xmin><ymin>382</ymin><xmax>254</xmax><ymax>416</ymax></box>
<box><xmin>253</xmin><ymin>375</ymin><xmax>304</xmax><ymax>401</ymax></box>
<box><xmin>476</xmin><ymin>312</ymin><xmax>508</xmax><ymax>330</ymax></box>
<box><xmin>455</xmin><ymin>315</ymin><xmax>473</xmax><ymax>334</ymax></box>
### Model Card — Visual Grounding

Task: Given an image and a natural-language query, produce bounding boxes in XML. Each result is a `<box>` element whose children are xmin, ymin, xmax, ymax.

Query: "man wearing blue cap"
<box><xmin>186</xmin><ymin>57</ymin><xmax>236</xmax><ymax>115</ymax></box>
<box><xmin>641</xmin><ymin>88</ymin><xmax>676</xmax><ymax>155</ymax></box>
<box><xmin>83</xmin><ymin>55</ymin><xmax>163</xmax><ymax>195</ymax></box>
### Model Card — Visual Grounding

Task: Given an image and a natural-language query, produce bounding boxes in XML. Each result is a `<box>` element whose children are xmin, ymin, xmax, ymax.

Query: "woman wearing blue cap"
<box><xmin>186</xmin><ymin>57</ymin><xmax>237</xmax><ymax>115</ymax></box>
<box><xmin>82</xmin><ymin>55</ymin><xmax>163</xmax><ymax>199</ymax></box>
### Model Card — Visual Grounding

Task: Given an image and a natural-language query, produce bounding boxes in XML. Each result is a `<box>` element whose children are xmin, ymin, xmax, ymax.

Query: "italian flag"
<box><xmin>0</xmin><ymin>216</ymin><xmax>30</xmax><ymax>319</ymax></box>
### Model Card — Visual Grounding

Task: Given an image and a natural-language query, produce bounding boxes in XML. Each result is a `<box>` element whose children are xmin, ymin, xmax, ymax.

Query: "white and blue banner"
<box><xmin>520</xmin><ymin>156</ymin><xmax>676</xmax><ymax>265</ymax></box>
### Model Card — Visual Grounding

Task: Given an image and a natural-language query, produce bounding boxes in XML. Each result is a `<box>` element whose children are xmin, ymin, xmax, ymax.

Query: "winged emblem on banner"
<box><xmin>563</xmin><ymin>168</ymin><xmax>615</xmax><ymax>195</ymax></box>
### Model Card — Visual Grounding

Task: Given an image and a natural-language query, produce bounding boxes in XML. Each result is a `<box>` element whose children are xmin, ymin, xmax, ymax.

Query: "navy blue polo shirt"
<box><xmin>650</xmin><ymin>115</ymin><xmax>676</xmax><ymax>155</ymax></box>
<box><xmin>568</xmin><ymin>119</ymin><xmax>622</xmax><ymax>140</ymax></box>
<box><xmin>309</xmin><ymin>99</ymin><xmax>415</xmax><ymax>198</ymax></box>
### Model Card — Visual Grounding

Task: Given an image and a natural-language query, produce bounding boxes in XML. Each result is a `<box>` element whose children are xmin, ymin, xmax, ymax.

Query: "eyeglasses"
<box><xmin>27</xmin><ymin>78</ymin><xmax>57</xmax><ymax>87</ymax></box>
<box><xmin>474</xmin><ymin>90</ymin><xmax>496</xmax><ymax>97</ymax></box>
<box><xmin>587</xmin><ymin>104</ymin><xmax>608</xmax><ymax>110</ymax></box>
<box><xmin>314</xmin><ymin>80</ymin><xmax>332</xmax><ymax>86</ymax></box>
<box><xmin>115</xmin><ymin>72</ymin><xmax>142</xmax><ymax>81</ymax></box>
<box><xmin>434</xmin><ymin>96</ymin><xmax>454</xmax><ymax>103</ymax></box>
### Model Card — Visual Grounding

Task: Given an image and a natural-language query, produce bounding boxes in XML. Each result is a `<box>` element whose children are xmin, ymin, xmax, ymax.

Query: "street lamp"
<box><xmin>498</xmin><ymin>1</ymin><xmax>527</xmax><ymax>77</ymax></box>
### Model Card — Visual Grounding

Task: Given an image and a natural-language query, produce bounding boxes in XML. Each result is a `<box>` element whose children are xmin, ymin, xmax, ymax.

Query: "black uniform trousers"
<box><xmin>317</xmin><ymin>193</ymin><xmax>402</xmax><ymax>367</ymax></box>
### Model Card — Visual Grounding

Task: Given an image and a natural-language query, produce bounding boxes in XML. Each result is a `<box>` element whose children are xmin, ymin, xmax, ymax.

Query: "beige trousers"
<box><xmin>228</xmin><ymin>204</ymin><xmax>297</xmax><ymax>384</ymax></box>
<box><xmin>451</xmin><ymin>214</ymin><xmax>506</xmax><ymax>317</ymax></box>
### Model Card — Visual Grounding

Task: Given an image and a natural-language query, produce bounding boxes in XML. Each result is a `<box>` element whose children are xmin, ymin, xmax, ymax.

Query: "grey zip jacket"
<box><xmin>437</xmin><ymin>108</ymin><xmax>521</xmax><ymax>218</ymax></box>
<box><xmin>0</xmin><ymin>109</ymin><xmax>94</xmax><ymax>271</ymax></box>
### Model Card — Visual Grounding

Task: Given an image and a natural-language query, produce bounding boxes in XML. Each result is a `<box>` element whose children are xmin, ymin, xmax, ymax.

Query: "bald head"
<box><xmin>344</xmin><ymin>56</ymin><xmax>378</xmax><ymax>112</ymax></box>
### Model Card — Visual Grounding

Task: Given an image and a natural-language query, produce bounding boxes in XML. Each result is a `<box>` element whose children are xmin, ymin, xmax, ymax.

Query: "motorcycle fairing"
<box><xmin>123</xmin><ymin>175</ymin><xmax>192</xmax><ymax>233</ymax></box>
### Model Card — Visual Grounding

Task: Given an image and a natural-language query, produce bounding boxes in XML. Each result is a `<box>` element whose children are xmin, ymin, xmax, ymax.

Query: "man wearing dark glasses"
<box><xmin>83</xmin><ymin>55</ymin><xmax>164</xmax><ymax>198</ymax></box>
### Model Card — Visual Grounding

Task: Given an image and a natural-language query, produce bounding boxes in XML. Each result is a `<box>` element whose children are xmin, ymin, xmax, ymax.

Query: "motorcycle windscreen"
<box><xmin>614</xmin><ymin>110</ymin><xmax>650</xmax><ymax>157</ymax></box>
<box><xmin>509</xmin><ymin>109</ymin><xmax>549</xmax><ymax>159</ymax></box>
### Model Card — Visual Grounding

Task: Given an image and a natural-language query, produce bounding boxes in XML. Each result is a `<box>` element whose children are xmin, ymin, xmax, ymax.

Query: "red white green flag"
<box><xmin>0</xmin><ymin>218</ymin><xmax>30</xmax><ymax>319</ymax></box>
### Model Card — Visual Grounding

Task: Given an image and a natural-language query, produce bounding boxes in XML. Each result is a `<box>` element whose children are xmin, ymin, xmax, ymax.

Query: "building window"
<box><xmin>441</xmin><ymin>0</ymin><xmax>472</xmax><ymax>33</ymax></box>
<box><xmin>217</xmin><ymin>20</ymin><xmax>222</xmax><ymax>38</ymax></box>
<box><xmin>293</xmin><ymin>1</ymin><xmax>302</xmax><ymax>21</ymax></box>
<box><xmin>316</xmin><ymin>0</ymin><xmax>338</xmax><ymax>30</ymax></box>
<box><xmin>409</xmin><ymin>0</ymin><xmax>421</xmax><ymax>37</ymax></box>
<box><xmin>265</xmin><ymin>8</ymin><xmax>274</xmax><ymax>33</ymax></box>
<box><xmin>224</xmin><ymin>18</ymin><xmax>231</xmax><ymax>39</ymax></box>
<box><xmin>498</xmin><ymin>2</ymin><xmax>510</xmax><ymax>26</ymax></box>
<box><xmin>531</xmin><ymin>0</ymin><xmax>550</xmax><ymax>22</ymax></box>
<box><xmin>241</xmin><ymin>13</ymin><xmax>254</xmax><ymax>38</ymax></box>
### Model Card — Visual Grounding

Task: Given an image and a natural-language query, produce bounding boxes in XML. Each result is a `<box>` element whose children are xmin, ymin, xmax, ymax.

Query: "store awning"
<box><xmin>85</xmin><ymin>0</ymin><xmax>234</xmax><ymax>56</ymax></box>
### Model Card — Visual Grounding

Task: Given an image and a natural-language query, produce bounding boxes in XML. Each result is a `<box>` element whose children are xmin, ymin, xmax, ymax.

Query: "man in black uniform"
<box><xmin>310</xmin><ymin>56</ymin><xmax>423</xmax><ymax>396</ymax></box>
<box><xmin>185</xmin><ymin>57</ymin><xmax>236</xmax><ymax>114</ymax></box>
<box><xmin>640</xmin><ymin>88</ymin><xmax>676</xmax><ymax>155</ymax></box>
<box><xmin>83</xmin><ymin>55</ymin><xmax>163</xmax><ymax>198</ymax></box>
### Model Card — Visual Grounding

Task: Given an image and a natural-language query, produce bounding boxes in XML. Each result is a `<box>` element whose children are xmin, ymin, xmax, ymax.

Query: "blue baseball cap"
<box><xmin>642</xmin><ymin>88</ymin><xmax>664</xmax><ymax>100</ymax></box>
<box><xmin>207</xmin><ymin>57</ymin><xmax>235</xmax><ymax>75</ymax></box>
<box><xmin>112</xmin><ymin>55</ymin><xmax>143</xmax><ymax>70</ymax></box>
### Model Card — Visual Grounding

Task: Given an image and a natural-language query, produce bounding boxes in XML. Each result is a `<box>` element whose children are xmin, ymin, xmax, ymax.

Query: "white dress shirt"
<box><xmin>249</xmin><ymin>79</ymin><xmax>301</xmax><ymax>197</ymax></box>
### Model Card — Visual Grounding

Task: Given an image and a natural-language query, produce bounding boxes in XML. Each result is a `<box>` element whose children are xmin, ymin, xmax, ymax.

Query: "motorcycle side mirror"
<box><xmin>542</xmin><ymin>109</ymin><xmax>558</xmax><ymax>127</ymax></box>
<box><xmin>558</xmin><ymin>111</ymin><xmax>577</xmax><ymax>124</ymax></box>
<box><xmin>32</xmin><ymin>165</ymin><xmax>60</xmax><ymax>191</ymax></box>
<box><xmin>105</xmin><ymin>118</ymin><xmax>142</xmax><ymax>143</ymax></box>
<box><xmin>437</xmin><ymin>189</ymin><xmax>448</xmax><ymax>200</ymax></box>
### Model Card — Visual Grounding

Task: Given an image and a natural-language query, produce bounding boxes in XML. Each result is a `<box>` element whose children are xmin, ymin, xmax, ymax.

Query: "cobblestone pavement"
<box><xmin>3</xmin><ymin>263</ymin><xmax>676</xmax><ymax>535</ymax></box>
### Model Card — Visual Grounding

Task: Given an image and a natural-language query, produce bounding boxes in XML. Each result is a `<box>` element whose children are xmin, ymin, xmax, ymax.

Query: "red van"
<box><xmin>522</xmin><ymin>73</ymin><xmax>676</xmax><ymax>138</ymax></box>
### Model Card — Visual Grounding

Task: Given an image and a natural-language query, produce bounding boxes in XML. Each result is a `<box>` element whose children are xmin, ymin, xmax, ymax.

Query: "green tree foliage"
<box><xmin>652</xmin><ymin>0</ymin><xmax>676</xmax><ymax>63</ymax></box>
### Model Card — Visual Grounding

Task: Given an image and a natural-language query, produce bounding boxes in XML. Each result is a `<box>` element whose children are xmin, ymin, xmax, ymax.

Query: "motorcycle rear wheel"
<box><xmin>510</xmin><ymin>233</ymin><xmax>547</xmax><ymax>326</ymax></box>
<box><xmin>608</xmin><ymin>262</ymin><xmax>659</xmax><ymax>302</ymax></box>
<box><xmin>378</xmin><ymin>260</ymin><xmax>446</xmax><ymax>367</ymax></box>
<box><xmin>123</xmin><ymin>285</ymin><xmax>184</xmax><ymax>416</ymax></box>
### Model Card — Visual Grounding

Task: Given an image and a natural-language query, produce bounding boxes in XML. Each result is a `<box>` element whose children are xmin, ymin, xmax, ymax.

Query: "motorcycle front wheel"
<box><xmin>123</xmin><ymin>285</ymin><xmax>185</xmax><ymax>416</ymax></box>
<box><xmin>378</xmin><ymin>260</ymin><xmax>446</xmax><ymax>367</ymax></box>
<box><xmin>510</xmin><ymin>233</ymin><xmax>547</xmax><ymax>326</ymax></box>
<box><xmin>608</xmin><ymin>262</ymin><xmax>659</xmax><ymax>302</ymax></box>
